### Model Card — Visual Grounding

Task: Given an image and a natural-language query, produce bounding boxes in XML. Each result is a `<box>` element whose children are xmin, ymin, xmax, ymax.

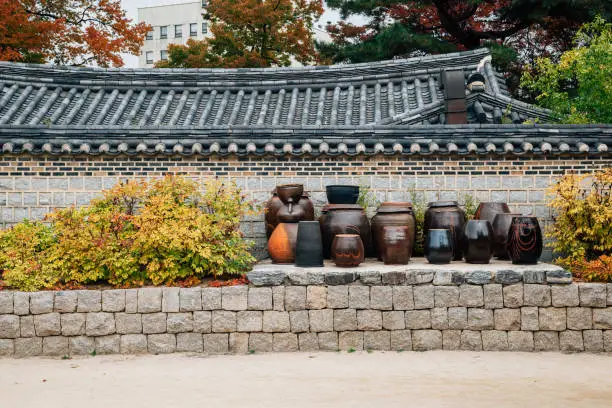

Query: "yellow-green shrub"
<box><xmin>0</xmin><ymin>176</ymin><xmax>256</xmax><ymax>290</ymax></box>
<box><xmin>135</xmin><ymin>178</ymin><xmax>256</xmax><ymax>285</ymax></box>
<box><xmin>0</xmin><ymin>221</ymin><xmax>58</xmax><ymax>291</ymax></box>
<box><xmin>547</xmin><ymin>168</ymin><xmax>612</xmax><ymax>281</ymax></box>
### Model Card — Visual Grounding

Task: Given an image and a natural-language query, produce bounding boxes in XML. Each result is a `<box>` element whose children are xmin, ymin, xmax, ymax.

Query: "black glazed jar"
<box><xmin>424</xmin><ymin>229</ymin><xmax>453</xmax><ymax>264</ymax></box>
<box><xmin>462</xmin><ymin>220</ymin><xmax>494</xmax><ymax>264</ymax></box>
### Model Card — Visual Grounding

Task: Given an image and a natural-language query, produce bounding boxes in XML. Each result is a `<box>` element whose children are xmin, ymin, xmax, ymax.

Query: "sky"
<box><xmin>120</xmin><ymin>0</ymin><xmax>349</xmax><ymax>68</ymax></box>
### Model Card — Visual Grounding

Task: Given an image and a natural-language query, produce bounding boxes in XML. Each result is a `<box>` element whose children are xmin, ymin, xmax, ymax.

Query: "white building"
<box><xmin>137</xmin><ymin>1</ymin><xmax>332</xmax><ymax>68</ymax></box>
<box><xmin>137</xmin><ymin>1</ymin><xmax>210</xmax><ymax>67</ymax></box>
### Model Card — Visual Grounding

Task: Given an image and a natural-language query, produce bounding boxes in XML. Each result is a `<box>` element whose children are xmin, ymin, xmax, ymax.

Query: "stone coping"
<box><xmin>247</xmin><ymin>258</ymin><xmax>571</xmax><ymax>287</ymax></box>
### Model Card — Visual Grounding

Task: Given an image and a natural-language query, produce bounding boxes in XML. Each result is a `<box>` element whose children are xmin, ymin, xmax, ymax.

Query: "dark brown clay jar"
<box><xmin>381</xmin><ymin>226</ymin><xmax>411</xmax><ymax>265</ymax></box>
<box><xmin>491</xmin><ymin>213</ymin><xmax>521</xmax><ymax>259</ymax></box>
<box><xmin>264</xmin><ymin>191</ymin><xmax>284</xmax><ymax>239</ymax></box>
<box><xmin>507</xmin><ymin>216</ymin><xmax>543</xmax><ymax>264</ymax></box>
<box><xmin>267</xmin><ymin>222</ymin><xmax>299</xmax><ymax>264</ymax></box>
<box><xmin>320</xmin><ymin>204</ymin><xmax>372</xmax><ymax>259</ymax></box>
<box><xmin>276</xmin><ymin>184</ymin><xmax>304</xmax><ymax>205</ymax></box>
<box><xmin>371</xmin><ymin>202</ymin><xmax>416</xmax><ymax>261</ymax></box>
<box><xmin>331</xmin><ymin>234</ymin><xmax>364</xmax><ymax>267</ymax></box>
<box><xmin>294</xmin><ymin>193</ymin><xmax>315</xmax><ymax>221</ymax></box>
<box><xmin>265</xmin><ymin>190</ymin><xmax>314</xmax><ymax>239</ymax></box>
<box><xmin>474</xmin><ymin>202</ymin><xmax>511</xmax><ymax>225</ymax></box>
<box><xmin>424</xmin><ymin>201</ymin><xmax>466</xmax><ymax>260</ymax></box>
<box><xmin>462</xmin><ymin>220</ymin><xmax>494</xmax><ymax>264</ymax></box>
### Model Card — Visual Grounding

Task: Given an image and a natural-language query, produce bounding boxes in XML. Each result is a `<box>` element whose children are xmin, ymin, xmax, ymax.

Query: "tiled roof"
<box><xmin>1</xmin><ymin>125</ymin><xmax>609</xmax><ymax>156</ymax></box>
<box><xmin>0</xmin><ymin>49</ymin><xmax>549</xmax><ymax>129</ymax></box>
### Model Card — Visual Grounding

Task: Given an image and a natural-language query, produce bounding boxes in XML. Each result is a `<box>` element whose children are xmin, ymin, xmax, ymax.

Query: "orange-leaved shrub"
<box><xmin>547</xmin><ymin>168</ymin><xmax>612</xmax><ymax>282</ymax></box>
<box><xmin>0</xmin><ymin>176</ymin><xmax>256</xmax><ymax>290</ymax></box>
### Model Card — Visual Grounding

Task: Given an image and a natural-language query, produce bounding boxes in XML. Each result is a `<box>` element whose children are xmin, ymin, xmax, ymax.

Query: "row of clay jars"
<box><xmin>426</xmin><ymin>216</ymin><xmax>543</xmax><ymax>265</ymax></box>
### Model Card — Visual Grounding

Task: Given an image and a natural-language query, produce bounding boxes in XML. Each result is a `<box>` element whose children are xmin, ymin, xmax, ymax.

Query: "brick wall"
<box><xmin>0</xmin><ymin>153</ymin><xmax>610</xmax><ymax>258</ymax></box>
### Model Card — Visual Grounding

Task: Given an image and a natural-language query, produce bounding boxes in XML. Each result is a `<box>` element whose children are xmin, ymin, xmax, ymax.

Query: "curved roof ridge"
<box><xmin>0</xmin><ymin>49</ymin><xmax>490</xmax><ymax>85</ymax></box>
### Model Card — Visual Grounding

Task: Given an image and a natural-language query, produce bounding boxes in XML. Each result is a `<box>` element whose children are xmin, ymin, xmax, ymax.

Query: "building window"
<box><xmin>190</xmin><ymin>23</ymin><xmax>197</xmax><ymax>36</ymax></box>
<box><xmin>145</xmin><ymin>51</ymin><xmax>153</xmax><ymax>64</ymax></box>
<box><xmin>160</xmin><ymin>50</ymin><xmax>168</xmax><ymax>61</ymax></box>
<box><xmin>202</xmin><ymin>22</ymin><xmax>208</xmax><ymax>34</ymax></box>
<box><xmin>146</xmin><ymin>30</ymin><xmax>153</xmax><ymax>40</ymax></box>
<box><xmin>202</xmin><ymin>0</ymin><xmax>207</xmax><ymax>6</ymax></box>
<box><xmin>160</xmin><ymin>26</ymin><xmax>168</xmax><ymax>39</ymax></box>
<box><xmin>174</xmin><ymin>25</ymin><xmax>182</xmax><ymax>38</ymax></box>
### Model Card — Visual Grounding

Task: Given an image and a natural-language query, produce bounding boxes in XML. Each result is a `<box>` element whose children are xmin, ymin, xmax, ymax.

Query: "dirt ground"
<box><xmin>1</xmin><ymin>351</ymin><xmax>611</xmax><ymax>407</ymax></box>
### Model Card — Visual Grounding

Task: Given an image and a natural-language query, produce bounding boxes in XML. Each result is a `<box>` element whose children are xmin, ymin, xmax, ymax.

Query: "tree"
<box><xmin>0</xmin><ymin>0</ymin><xmax>150</xmax><ymax>66</ymax></box>
<box><xmin>322</xmin><ymin>1</ymin><xmax>611</xmax><ymax>67</ymax></box>
<box><xmin>156</xmin><ymin>0</ymin><xmax>323</xmax><ymax>68</ymax></box>
<box><xmin>520</xmin><ymin>17</ymin><xmax>611</xmax><ymax>124</ymax></box>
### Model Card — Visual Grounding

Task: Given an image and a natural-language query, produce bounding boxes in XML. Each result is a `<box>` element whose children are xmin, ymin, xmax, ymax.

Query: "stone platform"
<box><xmin>3</xmin><ymin>259</ymin><xmax>612</xmax><ymax>357</ymax></box>
<box><xmin>248</xmin><ymin>258</ymin><xmax>571</xmax><ymax>287</ymax></box>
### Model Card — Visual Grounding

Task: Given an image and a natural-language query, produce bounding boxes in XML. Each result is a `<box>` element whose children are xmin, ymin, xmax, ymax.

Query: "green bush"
<box><xmin>0</xmin><ymin>176</ymin><xmax>256</xmax><ymax>290</ymax></box>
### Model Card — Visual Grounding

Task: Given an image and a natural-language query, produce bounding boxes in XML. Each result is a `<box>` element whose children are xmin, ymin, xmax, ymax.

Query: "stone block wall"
<box><xmin>1</xmin><ymin>265</ymin><xmax>612</xmax><ymax>357</ymax></box>
<box><xmin>0</xmin><ymin>153</ymin><xmax>610</xmax><ymax>258</ymax></box>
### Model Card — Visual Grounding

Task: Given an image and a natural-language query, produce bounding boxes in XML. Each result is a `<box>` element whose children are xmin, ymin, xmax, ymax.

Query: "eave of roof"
<box><xmin>0</xmin><ymin>124</ymin><xmax>609</xmax><ymax>157</ymax></box>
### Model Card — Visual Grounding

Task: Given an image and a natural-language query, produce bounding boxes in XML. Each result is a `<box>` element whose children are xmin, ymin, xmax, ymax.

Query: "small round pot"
<box><xmin>491</xmin><ymin>213</ymin><xmax>521</xmax><ymax>259</ymax></box>
<box><xmin>507</xmin><ymin>216</ymin><xmax>543</xmax><ymax>264</ymax></box>
<box><xmin>474</xmin><ymin>202</ymin><xmax>511</xmax><ymax>225</ymax></box>
<box><xmin>276</xmin><ymin>184</ymin><xmax>304</xmax><ymax>205</ymax></box>
<box><xmin>381</xmin><ymin>226</ymin><xmax>411</xmax><ymax>265</ymax></box>
<box><xmin>424</xmin><ymin>201</ymin><xmax>466</xmax><ymax>260</ymax></box>
<box><xmin>319</xmin><ymin>204</ymin><xmax>372</xmax><ymax>259</ymax></box>
<box><xmin>371</xmin><ymin>202</ymin><xmax>416</xmax><ymax>261</ymax></box>
<box><xmin>326</xmin><ymin>185</ymin><xmax>359</xmax><ymax>204</ymax></box>
<box><xmin>331</xmin><ymin>234</ymin><xmax>364</xmax><ymax>267</ymax></box>
<box><xmin>268</xmin><ymin>222</ymin><xmax>299</xmax><ymax>264</ymax></box>
<box><xmin>424</xmin><ymin>229</ymin><xmax>453</xmax><ymax>264</ymax></box>
<box><xmin>295</xmin><ymin>221</ymin><xmax>324</xmax><ymax>267</ymax></box>
<box><xmin>462</xmin><ymin>220</ymin><xmax>494</xmax><ymax>264</ymax></box>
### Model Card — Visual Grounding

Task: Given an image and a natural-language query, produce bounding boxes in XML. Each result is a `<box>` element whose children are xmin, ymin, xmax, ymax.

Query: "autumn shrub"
<box><xmin>135</xmin><ymin>177</ymin><xmax>256</xmax><ymax>285</ymax></box>
<box><xmin>547</xmin><ymin>168</ymin><xmax>612</xmax><ymax>281</ymax></box>
<box><xmin>0</xmin><ymin>221</ymin><xmax>58</xmax><ymax>291</ymax></box>
<box><xmin>0</xmin><ymin>176</ymin><xmax>256</xmax><ymax>290</ymax></box>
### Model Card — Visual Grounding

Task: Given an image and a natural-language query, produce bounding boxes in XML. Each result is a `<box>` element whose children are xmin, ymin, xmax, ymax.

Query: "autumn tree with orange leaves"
<box><xmin>156</xmin><ymin>0</ymin><xmax>324</xmax><ymax>68</ymax></box>
<box><xmin>0</xmin><ymin>0</ymin><xmax>150</xmax><ymax>66</ymax></box>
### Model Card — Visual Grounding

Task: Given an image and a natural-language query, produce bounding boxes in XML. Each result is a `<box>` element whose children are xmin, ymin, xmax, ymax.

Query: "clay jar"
<box><xmin>267</xmin><ymin>222</ymin><xmax>299</xmax><ymax>264</ymax></box>
<box><xmin>370</xmin><ymin>202</ymin><xmax>416</xmax><ymax>261</ymax></box>
<box><xmin>474</xmin><ymin>202</ymin><xmax>511</xmax><ymax>225</ymax></box>
<box><xmin>491</xmin><ymin>213</ymin><xmax>521</xmax><ymax>259</ymax></box>
<box><xmin>320</xmin><ymin>204</ymin><xmax>372</xmax><ymax>259</ymax></box>
<box><xmin>424</xmin><ymin>229</ymin><xmax>453</xmax><ymax>264</ymax></box>
<box><xmin>265</xmin><ymin>188</ymin><xmax>314</xmax><ymax>238</ymax></box>
<box><xmin>424</xmin><ymin>201</ymin><xmax>466</xmax><ymax>260</ymax></box>
<box><xmin>507</xmin><ymin>216</ymin><xmax>543</xmax><ymax>264</ymax></box>
<box><xmin>462</xmin><ymin>220</ymin><xmax>494</xmax><ymax>264</ymax></box>
<box><xmin>381</xmin><ymin>226</ymin><xmax>411</xmax><ymax>265</ymax></box>
<box><xmin>331</xmin><ymin>234</ymin><xmax>364</xmax><ymax>267</ymax></box>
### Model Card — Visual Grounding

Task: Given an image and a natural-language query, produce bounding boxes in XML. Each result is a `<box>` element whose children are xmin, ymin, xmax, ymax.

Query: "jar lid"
<box><xmin>326</xmin><ymin>204</ymin><xmax>364</xmax><ymax>210</ymax></box>
<box><xmin>376</xmin><ymin>206</ymin><xmax>414</xmax><ymax>214</ymax></box>
<box><xmin>428</xmin><ymin>201</ymin><xmax>458</xmax><ymax>208</ymax></box>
